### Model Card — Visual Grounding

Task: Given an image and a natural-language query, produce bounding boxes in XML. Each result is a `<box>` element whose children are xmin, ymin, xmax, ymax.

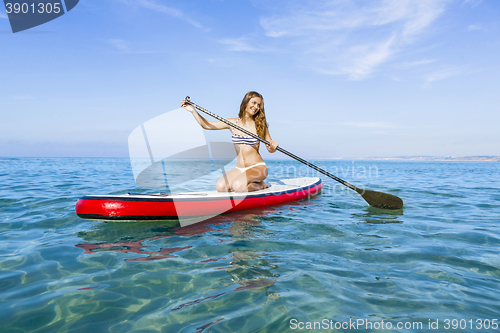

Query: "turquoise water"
<box><xmin>1</xmin><ymin>158</ymin><xmax>499</xmax><ymax>332</ymax></box>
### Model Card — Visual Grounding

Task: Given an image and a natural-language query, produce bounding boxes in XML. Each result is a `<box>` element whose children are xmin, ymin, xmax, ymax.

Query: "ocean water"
<box><xmin>1</xmin><ymin>158</ymin><xmax>499</xmax><ymax>333</ymax></box>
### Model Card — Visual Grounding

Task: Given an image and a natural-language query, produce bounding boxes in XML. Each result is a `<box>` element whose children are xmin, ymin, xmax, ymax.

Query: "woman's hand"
<box><xmin>181</xmin><ymin>98</ymin><xmax>196</xmax><ymax>113</ymax></box>
<box><xmin>266</xmin><ymin>140</ymin><xmax>278</xmax><ymax>153</ymax></box>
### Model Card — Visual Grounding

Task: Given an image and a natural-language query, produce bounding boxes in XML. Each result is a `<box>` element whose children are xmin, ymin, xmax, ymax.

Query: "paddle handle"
<box><xmin>184</xmin><ymin>97</ymin><xmax>359</xmax><ymax>192</ymax></box>
<box><xmin>275</xmin><ymin>147</ymin><xmax>358</xmax><ymax>192</ymax></box>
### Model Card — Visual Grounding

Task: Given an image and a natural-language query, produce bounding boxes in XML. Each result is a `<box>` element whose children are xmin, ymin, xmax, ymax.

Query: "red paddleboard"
<box><xmin>75</xmin><ymin>177</ymin><xmax>322</xmax><ymax>221</ymax></box>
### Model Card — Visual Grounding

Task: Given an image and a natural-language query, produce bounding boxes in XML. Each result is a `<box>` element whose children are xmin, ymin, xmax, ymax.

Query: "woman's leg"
<box><xmin>216</xmin><ymin>168</ymin><xmax>243</xmax><ymax>192</ymax></box>
<box><xmin>231</xmin><ymin>165</ymin><xmax>268</xmax><ymax>193</ymax></box>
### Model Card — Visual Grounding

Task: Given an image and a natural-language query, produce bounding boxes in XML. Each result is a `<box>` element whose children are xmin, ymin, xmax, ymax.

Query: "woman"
<box><xmin>181</xmin><ymin>91</ymin><xmax>278</xmax><ymax>193</ymax></box>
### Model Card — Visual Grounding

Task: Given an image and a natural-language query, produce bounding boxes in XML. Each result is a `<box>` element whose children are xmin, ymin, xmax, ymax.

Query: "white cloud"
<box><xmin>106</xmin><ymin>38</ymin><xmax>168</xmax><ymax>54</ymax></box>
<box><xmin>422</xmin><ymin>67</ymin><xmax>462</xmax><ymax>88</ymax></box>
<box><xmin>335</xmin><ymin>36</ymin><xmax>396</xmax><ymax>80</ymax></box>
<box><xmin>136</xmin><ymin>0</ymin><xmax>183</xmax><ymax>17</ymax></box>
<box><xmin>463</xmin><ymin>0</ymin><xmax>483</xmax><ymax>7</ymax></box>
<box><xmin>116</xmin><ymin>0</ymin><xmax>207</xmax><ymax>31</ymax></box>
<box><xmin>0</xmin><ymin>12</ymin><xmax>8</xmax><ymax>19</ymax></box>
<box><xmin>468</xmin><ymin>24</ymin><xmax>481</xmax><ymax>31</ymax></box>
<box><xmin>260</xmin><ymin>0</ymin><xmax>445</xmax><ymax>40</ymax></box>
<box><xmin>108</xmin><ymin>39</ymin><xmax>132</xmax><ymax>53</ymax></box>
<box><xmin>219</xmin><ymin>37</ymin><xmax>261</xmax><ymax>52</ymax></box>
<box><xmin>400</xmin><ymin>59</ymin><xmax>438</xmax><ymax>68</ymax></box>
<box><xmin>255</xmin><ymin>0</ymin><xmax>449</xmax><ymax>80</ymax></box>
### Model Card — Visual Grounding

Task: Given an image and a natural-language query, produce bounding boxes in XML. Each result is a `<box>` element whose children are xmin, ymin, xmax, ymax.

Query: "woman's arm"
<box><xmin>181</xmin><ymin>98</ymin><xmax>231</xmax><ymax>130</ymax></box>
<box><xmin>265</xmin><ymin>127</ymin><xmax>278</xmax><ymax>153</ymax></box>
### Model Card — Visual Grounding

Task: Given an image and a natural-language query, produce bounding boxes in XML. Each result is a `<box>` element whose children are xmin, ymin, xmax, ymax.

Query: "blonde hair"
<box><xmin>238</xmin><ymin>91</ymin><xmax>268</xmax><ymax>139</ymax></box>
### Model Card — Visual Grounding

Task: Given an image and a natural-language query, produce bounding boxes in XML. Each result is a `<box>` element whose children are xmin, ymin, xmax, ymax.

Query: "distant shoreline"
<box><xmin>328</xmin><ymin>156</ymin><xmax>500</xmax><ymax>162</ymax></box>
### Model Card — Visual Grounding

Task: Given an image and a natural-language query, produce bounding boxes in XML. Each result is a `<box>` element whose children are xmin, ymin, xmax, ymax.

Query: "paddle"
<box><xmin>184</xmin><ymin>97</ymin><xmax>404</xmax><ymax>210</ymax></box>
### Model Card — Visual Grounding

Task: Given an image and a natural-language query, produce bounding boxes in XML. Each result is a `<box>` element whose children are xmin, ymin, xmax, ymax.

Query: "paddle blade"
<box><xmin>356</xmin><ymin>188</ymin><xmax>404</xmax><ymax>210</ymax></box>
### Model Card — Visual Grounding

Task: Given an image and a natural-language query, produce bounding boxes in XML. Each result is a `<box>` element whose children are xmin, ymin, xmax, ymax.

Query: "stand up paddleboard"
<box><xmin>75</xmin><ymin>177</ymin><xmax>322</xmax><ymax>221</ymax></box>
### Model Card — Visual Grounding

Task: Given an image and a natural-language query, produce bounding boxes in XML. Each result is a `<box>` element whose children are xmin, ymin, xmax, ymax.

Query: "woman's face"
<box><xmin>245</xmin><ymin>97</ymin><xmax>262</xmax><ymax>116</ymax></box>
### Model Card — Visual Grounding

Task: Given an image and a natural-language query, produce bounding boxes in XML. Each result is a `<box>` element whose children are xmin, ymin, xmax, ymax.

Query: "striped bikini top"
<box><xmin>231</xmin><ymin>119</ymin><xmax>259</xmax><ymax>146</ymax></box>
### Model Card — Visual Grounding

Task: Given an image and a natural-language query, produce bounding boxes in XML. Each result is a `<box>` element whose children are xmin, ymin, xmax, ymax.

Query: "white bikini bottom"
<box><xmin>235</xmin><ymin>162</ymin><xmax>266</xmax><ymax>173</ymax></box>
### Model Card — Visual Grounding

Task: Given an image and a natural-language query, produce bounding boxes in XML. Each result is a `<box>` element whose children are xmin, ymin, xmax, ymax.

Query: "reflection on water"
<box><xmin>74</xmin><ymin>210</ymin><xmax>282</xmax><ymax>328</ymax></box>
<box><xmin>172</xmin><ymin>246</ymin><xmax>279</xmax><ymax>313</ymax></box>
<box><xmin>76</xmin><ymin>221</ymin><xmax>211</xmax><ymax>261</ymax></box>
<box><xmin>353</xmin><ymin>206</ymin><xmax>404</xmax><ymax>225</ymax></box>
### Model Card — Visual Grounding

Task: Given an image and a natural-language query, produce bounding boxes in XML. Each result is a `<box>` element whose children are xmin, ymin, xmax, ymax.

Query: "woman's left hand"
<box><xmin>266</xmin><ymin>140</ymin><xmax>278</xmax><ymax>153</ymax></box>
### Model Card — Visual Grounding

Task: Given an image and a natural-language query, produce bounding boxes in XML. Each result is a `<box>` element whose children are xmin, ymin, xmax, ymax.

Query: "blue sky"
<box><xmin>1</xmin><ymin>0</ymin><xmax>499</xmax><ymax>158</ymax></box>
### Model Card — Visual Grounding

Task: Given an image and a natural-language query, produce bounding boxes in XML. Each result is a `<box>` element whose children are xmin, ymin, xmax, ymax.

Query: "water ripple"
<box><xmin>1</xmin><ymin>159</ymin><xmax>499</xmax><ymax>332</ymax></box>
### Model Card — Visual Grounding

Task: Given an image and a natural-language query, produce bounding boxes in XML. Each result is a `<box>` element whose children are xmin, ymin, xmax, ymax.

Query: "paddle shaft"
<box><xmin>184</xmin><ymin>98</ymin><xmax>359</xmax><ymax>192</ymax></box>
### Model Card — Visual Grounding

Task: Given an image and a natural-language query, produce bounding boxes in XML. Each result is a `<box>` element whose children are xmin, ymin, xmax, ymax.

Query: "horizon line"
<box><xmin>1</xmin><ymin>155</ymin><xmax>499</xmax><ymax>161</ymax></box>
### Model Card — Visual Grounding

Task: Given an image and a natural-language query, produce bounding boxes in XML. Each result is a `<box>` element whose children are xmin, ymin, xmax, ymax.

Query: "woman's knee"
<box><xmin>216</xmin><ymin>179</ymin><xmax>230</xmax><ymax>192</ymax></box>
<box><xmin>231</xmin><ymin>180</ymin><xmax>247</xmax><ymax>193</ymax></box>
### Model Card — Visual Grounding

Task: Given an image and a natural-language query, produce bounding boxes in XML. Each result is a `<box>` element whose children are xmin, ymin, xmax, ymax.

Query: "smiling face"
<box><xmin>245</xmin><ymin>97</ymin><xmax>262</xmax><ymax>117</ymax></box>
<box><xmin>239</xmin><ymin>91</ymin><xmax>267</xmax><ymax>138</ymax></box>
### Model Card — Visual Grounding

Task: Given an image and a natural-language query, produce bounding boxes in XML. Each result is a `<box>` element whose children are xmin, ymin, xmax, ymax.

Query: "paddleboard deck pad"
<box><xmin>75</xmin><ymin>177</ymin><xmax>322</xmax><ymax>221</ymax></box>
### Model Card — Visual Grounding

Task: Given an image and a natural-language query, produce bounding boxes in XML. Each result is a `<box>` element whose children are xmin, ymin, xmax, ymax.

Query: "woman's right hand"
<box><xmin>181</xmin><ymin>98</ymin><xmax>196</xmax><ymax>113</ymax></box>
